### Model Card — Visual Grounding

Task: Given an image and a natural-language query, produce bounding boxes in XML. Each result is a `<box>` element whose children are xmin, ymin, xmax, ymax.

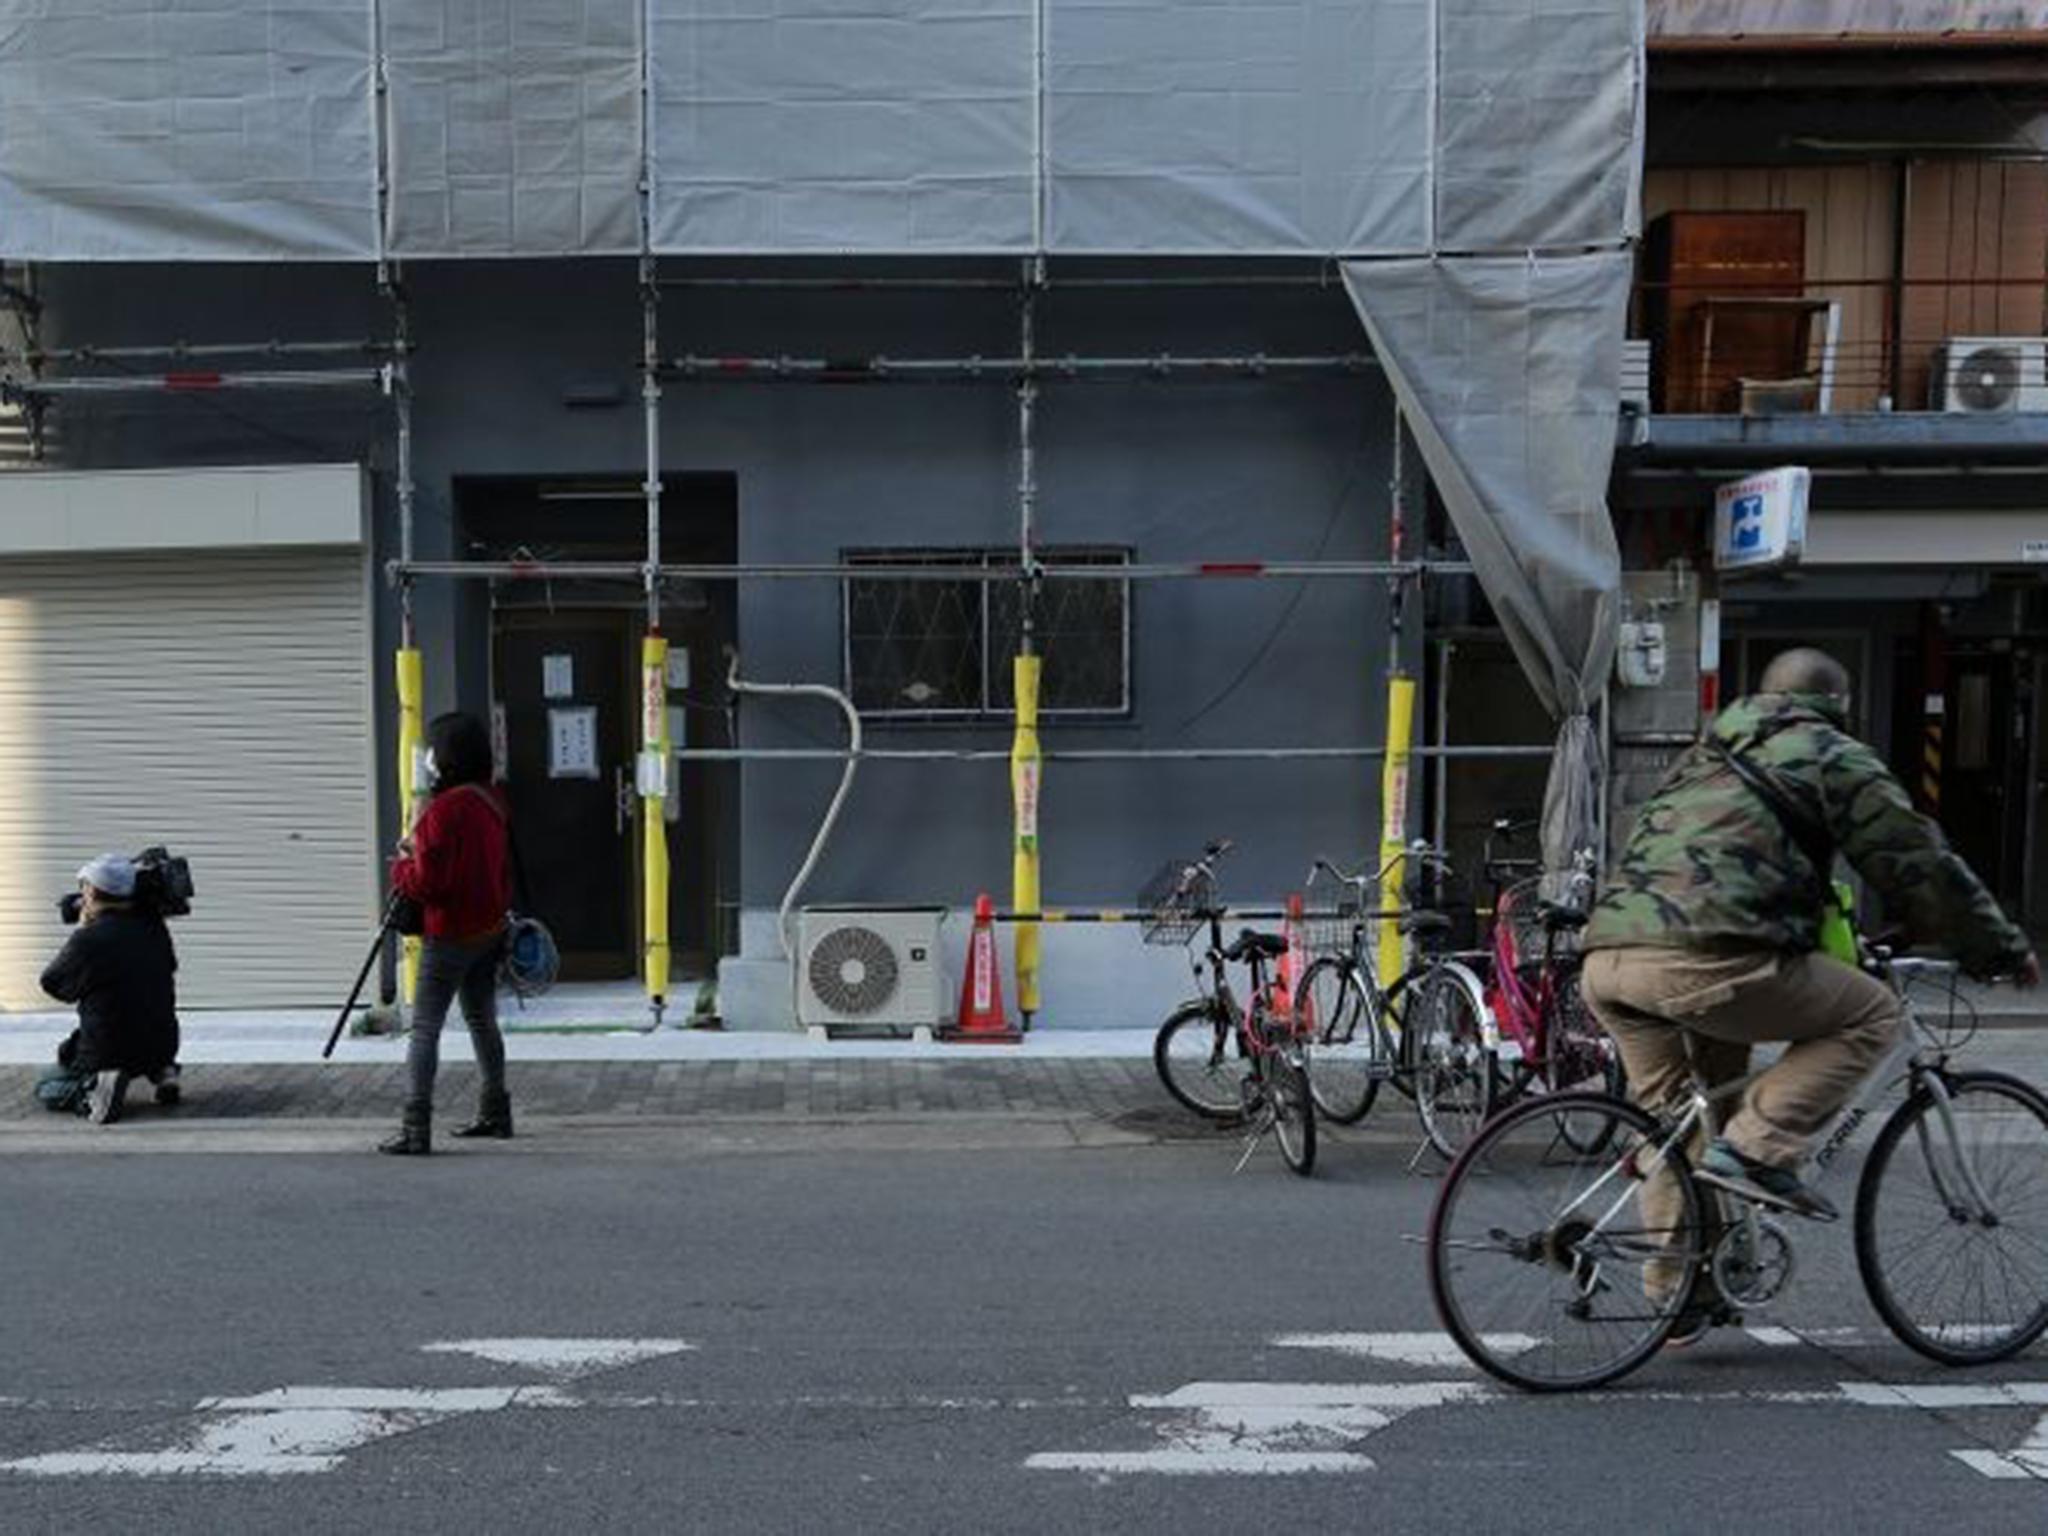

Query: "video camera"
<box><xmin>57</xmin><ymin>846</ymin><xmax>195</xmax><ymax>925</ymax></box>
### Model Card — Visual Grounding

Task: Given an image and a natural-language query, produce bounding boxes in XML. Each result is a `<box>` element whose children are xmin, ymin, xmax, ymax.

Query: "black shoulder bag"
<box><xmin>1704</xmin><ymin>736</ymin><xmax>1859</xmax><ymax>960</ymax></box>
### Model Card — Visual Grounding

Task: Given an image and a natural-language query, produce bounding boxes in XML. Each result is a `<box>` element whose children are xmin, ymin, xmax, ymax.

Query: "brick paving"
<box><xmin>0</xmin><ymin>1058</ymin><xmax>1168</xmax><ymax>1125</ymax></box>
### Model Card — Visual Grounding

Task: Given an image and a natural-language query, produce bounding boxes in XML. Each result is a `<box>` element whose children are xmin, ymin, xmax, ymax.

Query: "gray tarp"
<box><xmin>1343</xmin><ymin>252</ymin><xmax>1632</xmax><ymax>875</ymax></box>
<box><xmin>0</xmin><ymin>0</ymin><xmax>1642</xmax><ymax>262</ymax></box>
<box><xmin>383</xmin><ymin>0</ymin><xmax>642</xmax><ymax>256</ymax></box>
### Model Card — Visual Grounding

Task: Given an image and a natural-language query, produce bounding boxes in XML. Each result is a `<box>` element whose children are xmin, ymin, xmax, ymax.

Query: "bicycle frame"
<box><xmin>1552</xmin><ymin>957</ymin><xmax>1995</xmax><ymax>1281</ymax></box>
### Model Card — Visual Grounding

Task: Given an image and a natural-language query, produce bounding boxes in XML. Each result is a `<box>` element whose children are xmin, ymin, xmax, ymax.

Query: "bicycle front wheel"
<box><xmin>1855</xmin><ymin>1069</ymin><xmax>2048</xmax><ymax>1366</ymax></box>
<box><xmin>1429</xmin><ymin>1091</ymin><xmax>1704</xmax><ymax>1392</ymax></box>
<box><xmin>1270</xmin><ymin>1048</ymin><xmax>1317</xmax><ymax>1177</ymax></box>
<box><xmin>1296</xmin><ymin>957</ymin><xmax>1383</xmax><ymax>1125</ymax></box>
<box><xmin>1401</xmin><ymin>964</ymin><xmax>1496</xmax><ymax>1160</ymax></box>
<box><xmin>1153</xmin><ymin>1002</ymin><xmax>1250</xmax><ymax>1122</ymax></box>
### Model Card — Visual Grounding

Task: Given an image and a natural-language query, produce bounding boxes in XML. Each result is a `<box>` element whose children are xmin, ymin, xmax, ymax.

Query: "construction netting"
<box><xmin>0</xmin><ymin>0</ymin><xmax>1641</xmax><ymax>261</ymax></box>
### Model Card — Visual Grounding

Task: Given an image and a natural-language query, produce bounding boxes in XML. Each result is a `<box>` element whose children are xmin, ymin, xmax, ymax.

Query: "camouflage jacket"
<box><xmin>1585</xmin><ymin>692</ymin><xmax>2029</xmax><ymax>976</ymax></box>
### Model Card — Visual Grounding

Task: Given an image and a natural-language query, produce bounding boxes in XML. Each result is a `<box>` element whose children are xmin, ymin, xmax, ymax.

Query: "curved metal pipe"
<box><xmin>723</xmin><ymin>651</ymin><xmax>863</xmax><ymax>961</ymax></box>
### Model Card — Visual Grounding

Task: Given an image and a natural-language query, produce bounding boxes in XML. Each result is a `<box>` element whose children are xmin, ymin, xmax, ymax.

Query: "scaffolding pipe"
<box><xmin>5</xmin><ymin>339</ymin><xmax>394</xmax><ymax>365</ymax></box>
<box><xmin>653</xmin><ymin>272</ymin><xmax>1339</xmax><ymax>293</ymax></box>
<box><xmin>1012</xmin><ymin>255</ymin><xmax>1044</xmax><ymax>1024</ymax></box>
<box><xmin>390</xmin><ymin>558</ymin><xmax>1459</xmax><ymax>584</ymax></box>
<box><xmin>670</xmin><ymin>745</ymin><xmax>1551</xmax><ymax>763</ymax></box>
<box><xmin>7</xmin><ymin>369</ymin><xmax>384</xmax><ymax>397</ymax></box>
<box><xmin>663</xmin><ymin>352</ymin><xmax>1373</xmax><ymax>382</ymax></box>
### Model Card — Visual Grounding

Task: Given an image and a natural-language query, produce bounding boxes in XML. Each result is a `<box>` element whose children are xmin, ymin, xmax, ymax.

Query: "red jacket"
<box><xmin>392</xmin><ymin>783</ymin><xmax>512</xmax><ymax>942</ymax></box>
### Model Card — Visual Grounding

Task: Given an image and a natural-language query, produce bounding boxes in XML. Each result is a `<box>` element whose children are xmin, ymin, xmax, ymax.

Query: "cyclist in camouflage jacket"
<box><xmin>1582</xmin><ymin>649</ymin><xmax>2037</xmax><ymax>1289</ymax></box>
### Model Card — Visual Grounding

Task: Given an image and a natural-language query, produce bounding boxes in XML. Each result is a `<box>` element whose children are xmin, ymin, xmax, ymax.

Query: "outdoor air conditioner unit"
<box><xmin>1932</xmin><ymin>337</ymin><xmax>2048</xmax><ymax>414</ymax></box>
<box><xmin>796</xmin><ymin>905</ymin><xmax>946</xmax><ymax>1032</ymax></box>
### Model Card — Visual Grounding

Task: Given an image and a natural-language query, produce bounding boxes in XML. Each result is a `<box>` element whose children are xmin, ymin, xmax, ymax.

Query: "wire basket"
<box><xmin>1903</xmin><ymin>964</ymin><xmax>1979</xmax><ymax>1051</ymax></box>
<box><xmin>1300</xmin><ymin>865</ymin><xmax>1364</xmax><ymax>957</ymax></box>
<box><xmin>1495</xmin><ymin>875</ymin><xmax>1579</xmax><ymax>965</ymax></box>
<box><xmin>1139</xmin><ymin>856</ymin><xmax>1218</xmax><ymax>947</ymax></box>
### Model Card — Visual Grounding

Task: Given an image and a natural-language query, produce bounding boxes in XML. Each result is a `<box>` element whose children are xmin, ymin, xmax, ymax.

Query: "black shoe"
<box><xmin>1664</xmin><ymin>1298</ymin><xmax>1741</xmax><ymax>1352</ymax></box>
<box><xmin>1696</xmin><ymin>1139</ymin><xmax>1839</xmax><ymax>1223</ymax></box>
<box><xmin>451</xmin><ymin>1090</ymin><xmax>512</xmax><ymax>1141</ymax></box>
<box><xmin>87</xmin><ymin>1071</ymin><xmax>131</xmax><ymax>1125</ymax></box>
<box><xmin>377</xmin><ymin>1112</ymin><xmax>431</xmax><ymax>1156</ymax></box>
<box><xmin>152</xmin><ymin>1066</ymin><xmax>182</xmax><ymax>1107</ymax></box>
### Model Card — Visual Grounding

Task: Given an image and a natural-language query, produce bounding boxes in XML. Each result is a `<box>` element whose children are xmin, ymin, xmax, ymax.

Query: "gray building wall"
<box><xmin>24</xmin><ymin>259</ymin><xmax>1407</xmax><ymax>1024</ymax></box>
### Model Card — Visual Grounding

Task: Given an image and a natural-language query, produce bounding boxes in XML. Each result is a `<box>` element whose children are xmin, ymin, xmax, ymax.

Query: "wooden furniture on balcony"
<box><xmin>1644</xmin><ymin>210</ymin><xmax>1806</xmax><ymax>413</ymax></box>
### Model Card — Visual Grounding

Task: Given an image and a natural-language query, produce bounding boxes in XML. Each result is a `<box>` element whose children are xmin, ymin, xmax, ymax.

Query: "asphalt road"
<box><xmin>3</xmin><ymin>1121</ymin><xmax>2047</xmax><ymax>1533</ymax></box>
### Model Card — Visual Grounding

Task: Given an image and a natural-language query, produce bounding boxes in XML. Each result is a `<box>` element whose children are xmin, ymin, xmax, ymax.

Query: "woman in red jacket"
<box><xmin>380</xmin><ymin>711</ymin><xmax>514</xmax><ymax>1155</ymax></box>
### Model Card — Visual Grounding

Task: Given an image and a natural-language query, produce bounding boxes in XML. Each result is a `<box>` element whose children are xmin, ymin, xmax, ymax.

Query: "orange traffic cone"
<box><xmin>946</xmin><ymin>893</ymin><xmax>1022</xmax><ymax>1044</ymax></box>
<box><xmin>1279</xmin><ymin>892</ymin><xmax>1308</xmax><ymax>1031</ymax></box>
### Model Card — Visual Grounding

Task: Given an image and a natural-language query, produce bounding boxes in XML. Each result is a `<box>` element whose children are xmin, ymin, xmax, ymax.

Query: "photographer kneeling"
<box><xmin>38</xmin><ymin>854</ymin><xmax>181</xmax><ymax>1124</ymax></box>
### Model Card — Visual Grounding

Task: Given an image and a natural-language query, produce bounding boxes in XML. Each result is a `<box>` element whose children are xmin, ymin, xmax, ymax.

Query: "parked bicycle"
<box><xmin>1427</xmin><ymin>949</ymin><xmax>2048</xmax><ymax>1391</ymax></box>
<box><xmin>1290</xmin><ymin>843</ymin><xmax>1496</xmax><ymax>1160</ymax></box>
<box><xmin>1147</xmin><ymin>841</ymin><xmax>1317</xmax><ymax>1176</ymax></box>
<box><xmin>1480</xmin><ymin>820</ymin><xmax>1623</xmax><ymax>1150</ymax></box>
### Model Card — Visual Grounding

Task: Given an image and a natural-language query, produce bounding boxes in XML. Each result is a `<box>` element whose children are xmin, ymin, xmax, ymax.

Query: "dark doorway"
<box><xmin>1938</xmin><ymin>649</ymin><xmax>2028</xmax><ymax>907</ymax></box>
<box><xmin>464</xmin><ymin>475</ymin><xmax>740</xmax><ymax>985</ymax></box>
<box><xmin>496</xmin><ymin>613</ymin><xmax>638</xmax><ymax>978</ymax></box>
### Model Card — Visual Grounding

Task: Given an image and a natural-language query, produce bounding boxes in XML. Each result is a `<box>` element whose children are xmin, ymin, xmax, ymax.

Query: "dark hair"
<box><xmin>427</xmin><ymin>711</ymin><xmax>493</xmax><ymax>791</ymax></box>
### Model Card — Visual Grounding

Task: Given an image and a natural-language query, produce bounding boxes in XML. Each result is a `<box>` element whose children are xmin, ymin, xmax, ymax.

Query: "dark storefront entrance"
<box><xmin>463</xmin><ymin>476</ymin><xmax>738</xmax><ymax>983</ymax></box>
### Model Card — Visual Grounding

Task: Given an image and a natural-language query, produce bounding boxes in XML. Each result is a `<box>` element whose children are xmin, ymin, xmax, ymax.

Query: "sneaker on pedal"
<box><xmin>86</xmin><ymin>1071</ymin><xmax>131</xmax><ymax>1125</ymax></box>
<box><xmin>1696</xmin><ymin>1139</ymin><xmax>1837</xmax><ymax>1223</ymax></box>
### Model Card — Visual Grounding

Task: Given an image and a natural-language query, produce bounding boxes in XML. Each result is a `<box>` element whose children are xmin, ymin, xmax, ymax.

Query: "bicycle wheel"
<box><xmin>1855</xmin><ymin>1069</ymin><xmax>2048</xmax><ymax>1366</ymax></box>
<box><xmin>1296</xmin><ymin>957</ymin><xmax>1383</xmax><ymax>1126</ymax></box>
<box><xmin>1429</xmin><ymin>1091</ymin><xmax>1705</xmax><ymax>1392</ymax></box>
<box><xmin>1403</xmin><ymin>964</ymin><xmax>1496</xmax><ymax>1160</ymax></box>
<box><xmin>1269</xmin><ymin>1048</ymin><xmax>1317</xmax><ymax>1177</ymax></box>
<box><xmin>1153</xmin><ymin>1001</ymin><xmax>1250</xmax><ymax>1122</ymax></box>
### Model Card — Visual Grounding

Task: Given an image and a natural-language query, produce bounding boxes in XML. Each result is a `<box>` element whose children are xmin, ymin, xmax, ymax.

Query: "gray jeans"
<box><xmin>406</xmin><ymin>935</ymin><xmax>507</xmax><ymax>1115</ymax></box>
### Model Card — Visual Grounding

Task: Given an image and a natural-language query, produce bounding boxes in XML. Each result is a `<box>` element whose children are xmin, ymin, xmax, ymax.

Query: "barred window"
<box><xmin>844</xmin><ymin>548</ymin><xmax>1131</xmax><ymax>719</ymax></box>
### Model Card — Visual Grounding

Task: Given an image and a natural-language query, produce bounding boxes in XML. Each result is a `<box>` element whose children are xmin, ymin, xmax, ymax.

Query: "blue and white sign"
<box><xmin>1714</xmin><ymin>466</ymin><xmax>1811</xmax><ymax>573</ymax></box>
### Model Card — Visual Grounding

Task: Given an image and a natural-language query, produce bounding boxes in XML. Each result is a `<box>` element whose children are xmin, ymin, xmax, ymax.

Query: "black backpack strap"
<box><xmin>1703</xmin><ymin>736</ymin><xmax>1836</xmax><ymax>896</ymax></box>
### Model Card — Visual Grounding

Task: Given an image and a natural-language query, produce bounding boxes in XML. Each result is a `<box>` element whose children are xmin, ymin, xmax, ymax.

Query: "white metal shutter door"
<box><xmin>0</xmin><ymin>548</ymin><xmax>374</xmax><ymax>1009</ymax></box>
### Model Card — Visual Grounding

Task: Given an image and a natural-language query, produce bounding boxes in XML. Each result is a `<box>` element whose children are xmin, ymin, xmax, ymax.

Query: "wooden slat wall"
<box><xmin>1902</xmin><ymin>160</ymin><xmax>2048</xmax><ymax>408</ymax></box>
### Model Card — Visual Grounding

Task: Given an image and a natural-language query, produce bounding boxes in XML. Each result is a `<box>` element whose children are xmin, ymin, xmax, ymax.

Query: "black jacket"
<box><xmin>41</xmin><ymin>908</ymin><xmax>180</xmax><ymax>1075</ymax></box>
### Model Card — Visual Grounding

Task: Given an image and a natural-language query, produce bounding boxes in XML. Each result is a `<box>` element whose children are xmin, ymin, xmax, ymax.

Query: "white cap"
<box><xmin>77</xmin><ymin>853</ymin><xmax>136</xmax><ymax>899</ymax></box>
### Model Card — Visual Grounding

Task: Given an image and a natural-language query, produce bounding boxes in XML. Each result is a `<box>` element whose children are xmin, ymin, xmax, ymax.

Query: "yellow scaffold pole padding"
<box><xmin>1377</xmin><ymin>671</ymin><xmax>1417</xmax><ymax>988</ymax></box>
<box><xmin>1011</xmin><ymin>653</ymin><xmax>1043</xmax><ymax>1023</ymax></box>
<box><xmin>641</xmin><ymin>633</ymin><xmax>672</xmax><ymax>1014</ymax></box>
<box><xmin>395</xmin><ymin>646</ymin><xmax>424</xmax><ymax>1003</ymax></box>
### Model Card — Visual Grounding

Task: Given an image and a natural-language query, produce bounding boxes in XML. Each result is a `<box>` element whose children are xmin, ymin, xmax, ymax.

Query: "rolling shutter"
<box><xmin>0</xmin><ymin>546</ymin><xmax>375</xmax><ymax>1009</ymax></box>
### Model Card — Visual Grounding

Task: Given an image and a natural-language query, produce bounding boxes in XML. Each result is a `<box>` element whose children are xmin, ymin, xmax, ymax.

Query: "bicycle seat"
<box><xmin>1539</xmin><ymin>902</ymin><xmax>1590</xmax><ymax>932</ymax></box>
<box><xmin>1400</xmin><ymin>911</ymin><xmax>1452</xmax><ymax>937</ymax></box>
<box><xmin>1224</xmin><ymin>929</ymin><xmax>1289</xmax><ymax>962</ymax></box>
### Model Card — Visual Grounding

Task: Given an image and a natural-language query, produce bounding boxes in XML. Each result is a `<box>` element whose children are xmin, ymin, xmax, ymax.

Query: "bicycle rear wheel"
<box><xmin>1269</xmin><ymin>1049</ymin><xmax>1317</xmax><ymax>1177</ymax></box>
<box><xmin>1153</xmin><ymin>1002</ymin><xmax>1250</xmax><ymax>1122</ymax></box>
<box><xmin>1429</xmin><ymin>1091</ymin><xmax>1704</xmax><ymax>1392</ymax></box>
<box><xmin>1402</xmin><ymin>964</ymin><xmax>1496</xmax><ymax>1160</ymax></box>
<box><xmin>1855</xmin><ymin>1069</ymin><xmax>2048</xmax><ymax>1366</ymax></box>
<box><xmin>1296</xmin><ymin>957</ymin><xmax>1383</xmax><ymax>1125</ymax></box>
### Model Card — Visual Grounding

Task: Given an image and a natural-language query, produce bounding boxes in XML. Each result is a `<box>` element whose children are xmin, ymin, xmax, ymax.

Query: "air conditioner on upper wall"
<box><xmin>796</xmin><ymin>906</ymin><xmax>946</xmax><ymax>1033</ymax></box>
<box><xmin>1931</xmin><ymin>337</ymin><xmax>2048</xmax><ymax>414</ymax></box>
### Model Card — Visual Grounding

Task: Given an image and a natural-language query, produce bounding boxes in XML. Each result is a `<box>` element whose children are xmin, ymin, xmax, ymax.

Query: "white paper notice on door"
<box><xmin>548</xmin><ymin>706</ymin><xmax>599</xmax><ymax>779</ymax></box>
<box><xmin>543</xmin><ymin>653</ymin><xmax>574</xmax><ymax>699</ymax></box>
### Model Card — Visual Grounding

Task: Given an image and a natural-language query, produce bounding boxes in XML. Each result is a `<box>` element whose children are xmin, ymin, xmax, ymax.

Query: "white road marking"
<box><xmin>420</xmin><ymin>1338</ymin><xmax>694</xmax><ymax>1376</ymax></box>
<box><xmin>1132</xmin><ymin>1382</ymin><xmax>1490</xmax><ymax>1411</ymax></box>
<box><xmin>0</xmin><ymin>1339</ymin><xmax>696</xmax><ymax>1480</ymax></box>
<box><xmin>1027</xmin><ymin>1451</ymin><xmax>1375</xmax><ymax>1475</ymax></box>
<box><xmin>1273</xmin><ymin>1331</ymin><xmax>1537</xmax><ymax>1368</ymax></box>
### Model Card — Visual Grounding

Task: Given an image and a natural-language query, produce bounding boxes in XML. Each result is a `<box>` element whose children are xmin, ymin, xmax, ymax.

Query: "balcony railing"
<box><xmin>1627</xmin><ymin>274</ymin><xmax>2048</xmax><ymax>416</ymax></box>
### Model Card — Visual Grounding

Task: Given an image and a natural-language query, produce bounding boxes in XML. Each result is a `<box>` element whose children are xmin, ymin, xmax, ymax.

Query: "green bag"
<box><xmin>1817</xmin><ymin>879</ymin><xmax>1860</xmax><ymax>967</ymax></box>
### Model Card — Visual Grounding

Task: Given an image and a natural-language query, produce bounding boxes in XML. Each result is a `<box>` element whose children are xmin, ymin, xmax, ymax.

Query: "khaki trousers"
<box><xmin>1580</xmin><ymin>946</ymin><xmax>1902</xmax><ymax>1301</ymax></box>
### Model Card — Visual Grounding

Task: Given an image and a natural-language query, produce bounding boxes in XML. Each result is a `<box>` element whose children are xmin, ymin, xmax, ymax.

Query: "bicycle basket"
<box><xmin>1497</xmin><ymin>875</ymin><xmax>1575</xmax><ymax>965</ymax></box>
<box><xmin>1301</xmin><ymin>864</ymin><xmax>1363</xmax><ymax>957</ymax></box>
<box><xmin>1139</xmin><ymin>857</ymin><xmax>1217</xmax><ymax>947</ymax></box>
<box><xmin>1903</xmin><ymin>965</ymin><xmax>1978</xmax><ymax>1051</ymax></box>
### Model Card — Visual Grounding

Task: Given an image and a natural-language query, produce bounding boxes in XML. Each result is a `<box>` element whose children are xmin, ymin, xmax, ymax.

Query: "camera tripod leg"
<box><xmin>323</xmin><ymin>894</ymin><xmax>402</xmax><ymax>1060</ymax></box>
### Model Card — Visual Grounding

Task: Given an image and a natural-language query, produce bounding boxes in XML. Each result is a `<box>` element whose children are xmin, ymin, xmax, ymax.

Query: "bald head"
<box><xmin>1760</xmin><ymin>647</ymin><xmax>1851</xmax><ymax>699</ymax></box>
